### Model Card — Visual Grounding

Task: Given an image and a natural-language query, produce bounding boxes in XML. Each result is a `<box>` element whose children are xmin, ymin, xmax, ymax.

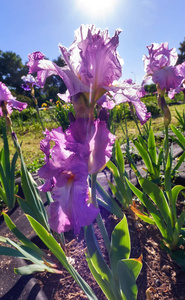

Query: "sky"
<box><xmin>0</xmin><ymin>0</ymin><xmax>185</xmax><ymax>84</ymax></box>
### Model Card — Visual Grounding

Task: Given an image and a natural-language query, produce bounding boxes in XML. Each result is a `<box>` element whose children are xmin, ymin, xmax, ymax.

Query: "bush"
<box><xmin>11</xmin><ymin>107</ymin><xmax>38</xmax><ymax>123</ymax></box>
<box><xmin>141</xmin><ymin>95</ymin><xmax>161</xmax><ymax>117</ymax></box>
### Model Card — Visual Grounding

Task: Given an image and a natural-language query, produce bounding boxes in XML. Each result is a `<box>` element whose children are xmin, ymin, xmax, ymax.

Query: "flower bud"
<box><xmin>157</xmin><ymin>94</ymin><xmax>171</xmax><ymax>127</ymax></box>
<box><xmin>163</xmin><ymin>105</ymin><xmax>171</xmax><ymax>127</ymax></box>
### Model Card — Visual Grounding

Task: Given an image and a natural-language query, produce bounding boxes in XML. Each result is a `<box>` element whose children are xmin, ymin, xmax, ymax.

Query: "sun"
<box><xmin>75</xmin><ymin>0</ymin><xmax>120</xmax><ymax>20</ymax></box>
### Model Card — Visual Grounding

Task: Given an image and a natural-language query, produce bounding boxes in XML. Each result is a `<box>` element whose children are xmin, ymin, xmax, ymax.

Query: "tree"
<box><xmin>0</xmin><ymin>50</ymin><xmax>28</xmax><ymax>94</ymax></box>
<box><xmin>177</xmin><ymin>38</ymin><xmax>185</xmax><ymax>65</ymax></box>
<box><xmin>144</xmin><ymin>83</ymin><xmax>157</xmax><ymax>95</ymax></box>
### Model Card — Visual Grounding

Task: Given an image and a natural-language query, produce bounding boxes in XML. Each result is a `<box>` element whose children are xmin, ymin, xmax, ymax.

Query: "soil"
<box><xmin>33</xmin><ymin>201</ymin><xmax>185</xmax><ymax>300</ymax></box>
<box><xmin>1</xmin><ymin>151</ymin><xmax>185</xmax><ymax>300</ymax></box>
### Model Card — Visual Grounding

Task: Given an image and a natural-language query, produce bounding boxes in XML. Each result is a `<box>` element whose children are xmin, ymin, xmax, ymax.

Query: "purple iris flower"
<box><xmin>21</xmin><ymin>74</ymin><xmax>38</xmax><ymax>91</ymax></box>
<box><xmin>27</xmin><ymin>25</ymin><xmax>123</xmax><ymax>103</ymax></box>
<box><xmin>98</xmin><ymin>79</ymin><xmax>151</xmax><ymax>125</ymax></box>
<box><xmin>0</xmin><ymin>81</ymin><xmax>27</xmax><ymax>116</ymax></box>
<box><xmin>38</xmin><ymin>125</ymin><xmax>101</xmax><ymax>234</ymax></box>
<box><xmin>65</xmin><ymin>117</ymin><xmax>115</xmax><ymax>174</ymax></box>
<box><xmin>26</xmin><ymin>25</ymin><xmax>151</xmax><ymax>123</ymax></box>
<box><xmin>48</xmin><ymin>155</ymin><xmax>99</xmax><ymax>234</ymax></box>
<box><xmin>143</xmin><ymin>43</ymin><xmax>185</xmax><ymax>97</ymax></box>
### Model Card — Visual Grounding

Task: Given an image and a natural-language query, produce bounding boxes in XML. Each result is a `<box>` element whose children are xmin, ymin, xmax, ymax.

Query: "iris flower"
<box><xmin>21</xmin><ymin>74</ymin><xmax>39</xmax><ymax>91</ymax></box>
<box><xmin>27</xmin><ymin>25</ymin><xmax>122</xmax><ymax>102</ymax></box>
<box><xmin>65</xmin><ymin>117</ymin><xmax>115</xmax><ymax>174</ymax></box>
<box><xmin>98</xmin><ymin>79</ymin><xmax>151</xmax><ymax>125</ymax></box>
<box><xmin>38</xmin><ymin>121</ymin><xmax>114</xmax><ymax>233</ymax></box>
<box><xmin>0</xmin><ymin>81</ymin><xmax>27</xmax><ymax>116</ymax></box>
<box><xmin>143</xmin><ymin>42</ymin><xmax>185</xmax><ymax>97</ymax></box>
<box><xmin>27</xmin><ymin>24</ymin><xmax>150</xmax><ymax>123</ymax></box>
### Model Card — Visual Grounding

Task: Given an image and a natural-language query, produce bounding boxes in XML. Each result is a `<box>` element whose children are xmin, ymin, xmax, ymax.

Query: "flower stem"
<box><xmin>164</xmin><ymin>126</ymin><xmax>169</xmax><ymax>160</ymax></box>
<box><xmin>33</xmin><ymin>96</ymin><xmax>45</xmax><ymax>132</ymax></box>
<box><xmin>91</xmin><ymin>174</ymin><xmax>111</xmax><ymax>254</ymax></box>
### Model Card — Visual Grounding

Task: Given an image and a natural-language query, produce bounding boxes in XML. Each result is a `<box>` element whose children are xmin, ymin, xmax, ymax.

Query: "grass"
<box><xmin>115</xmin><ymin>103</ymin><xmax>185</xmax><ymax>141</ymax></box>
<box><xmin>0</xmin><ymin>103</ymin><xmax>185</xmax><ymax>173</ymax></box>
<box><xmin>0</xmin><ymin>121</ymin><xmax>58</xmax><ymax>173</ymax></box>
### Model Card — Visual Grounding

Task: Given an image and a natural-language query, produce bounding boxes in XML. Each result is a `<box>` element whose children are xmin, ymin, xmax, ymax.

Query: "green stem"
<box><xmin>164</xmin><ymin>126</ymin><xmax>169</xmax><ymax>162</ymax></box>
<box><xmin>134</xmin><ymin>115</ymin><xmax>143</xmax><ymax>138</ymax></box>
<box><xmin>91</xmin><ymin>174</ymin><xmax>111</xmax><ymax>254</ymax></box>
<box><xmin>163</xmin><ymin>125</ymin><xmax>169</xmax><ymax>172</ymax></box>
<box><xmin>34</xmin><ymin>97</ymin><xmax>45</xmax><ymax>132</ymax></box>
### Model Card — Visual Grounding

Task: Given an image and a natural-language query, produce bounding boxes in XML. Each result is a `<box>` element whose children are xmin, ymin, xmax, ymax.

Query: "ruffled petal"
<box><xmin>108</xmin><ymin>79</ymin><xmax>151</xmax><ymax>125</ymax></box>
<box><xmin>0</xmin><ymin>81</ymin><xmax>27</xmax><ymax>113</ymax></box>
<box><xmin>88</xmin><ymin>120</ymin><xmax>115</xmax><ymax>173</ymax></box>
<box><xmin>7</xmin><ymin>99</ymin><xmax>27</xmax><ymax>111</ymax></box>
<box><xmin>152</xmin><ymin>66</ymin><xmax>183</xmax><ymax>91</ymax></box>
<box><xmin>48</xmin><ymin>156</ymin><xmax>99</xmax><ymax>234</ymax></box>
<box><xmin>65</xmin><ymin>118</ymin><xmax>115</xmax><ymax>173</ymax></box>
<box><xmin>143</xmin><ymin>43</ymin><xmax>178</xmax><ymax>75</ymax></box>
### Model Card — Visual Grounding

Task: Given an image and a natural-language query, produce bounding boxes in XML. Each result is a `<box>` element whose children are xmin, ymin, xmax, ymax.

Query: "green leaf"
<box><xmin>0</xmin><ymin>127</ymin><xmax>18</xmax><ymax>209</ymax></box>
<box><xmin>107</xmin><ymin>160</ymin><xmax>132</xmax><ymax>208</ymax></box>
<box><xmin>164</xmin><ymin>153</ymin><xmax>173</xmax><ymax>216</ymax></box>
<box><xmin>134</xmin><ymin>140</ymin><xmax>154</xmax><ymax>176</ymax></box>
<box><xmin>85</xmin><ymin>256</ymin><xmax>116</xmax><ymax>300</ymax></box>
<box><xmin>0</xmin><ymin>233</ymin><xmax>58</xmax><ymax>273</ymax></box>
<box><xmin>10</xmin><ymin>151</ymin><xmax>19</xmax><ymax>197</ymax></box>
<box><xmin>171</xmin><ymin>125</ymin><xmax>185</xmax><ymax>150</ymax></box>
<box><xmin>148</xmin><ymin>127</ymin><xmax>157</xmax><ymax>165</ymax></box>
<box><xmin>107</xmin><ymin>180</ymin><xmax>127</xmax><ymax>208</ymax></box>
<box><xmin>107</xmin><ymin>160</ymin><xmax>119</xmax><ymax>178</ymax></box>
<box><xmin>27</xmin><ymin>215</ymin><xmax>70</xmax><ymax>268</ymax></box>
<box><xmin>19</xmin><ymin>151</ymin><xmax>49</xmax><ymax>230</ymax></box>
<box><xmin>97</xmin><ymin>197</ymin><xmax>123</xmax><ymax>220</ymax></box>
<box><xmin>110</xmin><ymin>216</ymin><xmax>130</xmax><ymax>277</ymax></box>
<box><xmin>0</xmin><ymin>186</ymin><xmax>6</xmax><ymax>202</ymax></box>
<box><xmin>139</xmin><ymin>178</ymin><xmax>171</xmax><ymax>225</ymax></box>
<box><xmin>172</xmin><ymin>211</ymin><xmax>185</xmax><ymax>248</ymax></box>
<box><xmin>172</xmin><ymin>152</ymin><xmax>185</xmax><ymax>177</ymax></box>
<box><xmin>171</xmin><ymin>185</ymin><xmax>185</xmax><ymax>209</ymax></box>
<box><xmin>96</xmin><ymin>180</ymin><xmax>123</xmax><ymax>219</ymax></box>
<box><xmin>115</xmin><ymin>139</ymin><xmax>125</xmax><ymax>177</ymax></box>
<box><xmin>0</xmin><ymin>245</ymin><xmax>25</xmax><ymax>258</ymax></box>
<box><xmin>166</xmin><ymin>248</ymin><xmax>185</xmax><ymax>268</ymax></box>
<box><xmin>14</xmin><ymin>264</ymin><xmax>48</xmax><ymax>275</ymax></box>
<box><xmin>130</xmin><ymin>205</ymin><xmax>156</xmax><ymax>225</ymax></box>
<box><xmin>85</xmin><ymin>225</ymin><xmax>120</xmax><ymax>300</ymax></box>
<box><xmin>126</xmin><ymin>179</ymin><xmax>168</xmax><ymax>238</ymax></box>
<box><xmin>85</xmin><ymin>225</ymin><xmax>113</xmax><ymax>283</ymax></box>
<box><xmin>2</xmin><ymin>212</ymin><xmax>47</xmax><ymax>258</ymax></box>
<box><xmin>0</xmin><ymin>164</ymin><xmax>9</xmax><ymax>201</ymax></box>
<box><xmin>2</xmin><ymin>126</ymin><xmax>11</xmax><ymax>179</ymax></box>
<box><xmin>5</xmin><ymin>238</ymin><xmax>46</xmax><ymax>266</ymax></box>
<box><xmin>157</xmin><ymin>148</ymin><xmax>163</xmax><ymax>165</ymax></box>
<box><xmin>0</xmin><ymin>236</ymin><xmax>8</xmax><ymax>243</ymax></box>
<box><xmin>27</xmin><ymin>215</ymin><xmax>97</xmax><ymax>300</ymax></box>
<box><xmin>118</xmin><ymin>259</ymin><xmax>142</xmax><ymax>300</ymax></box>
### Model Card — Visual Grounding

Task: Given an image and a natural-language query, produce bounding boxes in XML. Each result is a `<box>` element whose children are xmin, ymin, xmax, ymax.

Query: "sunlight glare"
<box><xmin>75</xmin><ymin>0</ymin><xmax>120</xmax><ymax>20</ymax></box>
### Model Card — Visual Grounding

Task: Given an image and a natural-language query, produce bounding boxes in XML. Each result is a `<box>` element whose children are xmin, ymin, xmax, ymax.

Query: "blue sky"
<box><xmin>0</xmin><ymin>0</ymin><xmax>185</xmax><ymax>84</ymax></box>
